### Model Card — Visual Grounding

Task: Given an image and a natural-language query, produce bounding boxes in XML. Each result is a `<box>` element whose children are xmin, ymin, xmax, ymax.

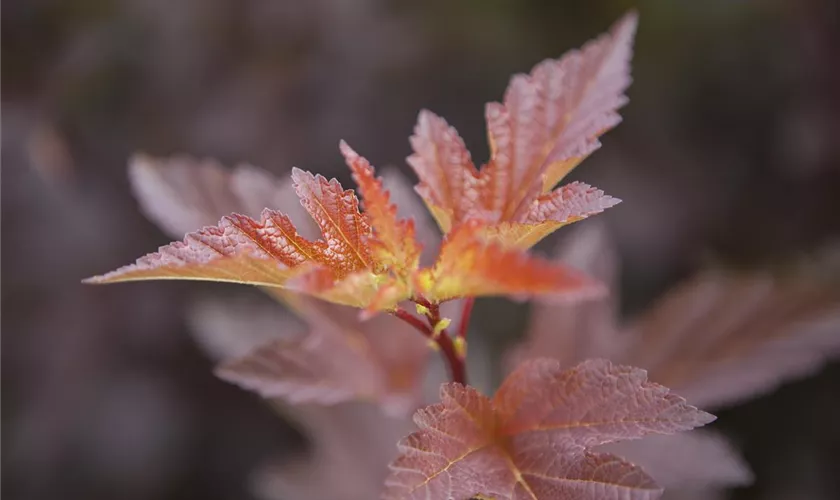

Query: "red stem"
<box><xmin>457</xmin><ymin>298</ymin><xmax>475</xmax><ymax>340</ymax></box>
<box><xmin>393</xmin><ymin>307</ymin><xmax>431</xmax><ymax>334</ymax></box>
<box><xmin>392</xmin><ymin>306</ymin><xmax>467</xmax><ymax>385</ymax></box>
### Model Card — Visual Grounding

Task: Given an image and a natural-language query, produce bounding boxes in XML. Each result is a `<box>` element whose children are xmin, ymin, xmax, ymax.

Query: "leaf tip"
<box><xmin>338</xmin><ymin>139</ymin><xmax>357</xmax><ymax>159</ymax></box>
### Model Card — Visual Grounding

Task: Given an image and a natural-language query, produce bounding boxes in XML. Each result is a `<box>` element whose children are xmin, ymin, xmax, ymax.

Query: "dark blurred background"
<box><xmin>3</xmin><ymin>0</ymin><xmax>839</xmax><ymax>499</ymax></box>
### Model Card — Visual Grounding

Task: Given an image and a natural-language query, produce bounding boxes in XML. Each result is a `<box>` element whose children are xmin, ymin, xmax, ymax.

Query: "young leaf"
<box><xmin>513</xmin><ymin>223</ymin><xmax>840</xmax><ymax>410</ymax></box>
<box><xmin>407</xmin><ymin>12</ymin><xmax>635</xmax><ymax>247</ymax></box>
<box><xmin>414</xmin><ymin>221</ymin><xmax>604</xmax><ymax>304</ymax></box>
<box><xmin>187</xmin><ymin>295</ymin><xmax>305</xmax><ymax>361</ymax></box>
<box><xmin>196</xmin><ymin>296</ymin><xmax>428</xmax><ymax>416</ymax></box>
<box><xmin>253</xmin><ymin>402</ymin><xmax>415</xmax><ymax>500</ymax></box>
<box><xmin>379</xmin><ymin>166</ymin><xmax>443</xmax><ymax>267</ymax></box>
<box><xmin>86</xmin><ymin>146</ymin><xmax>422</xmax><ymax>311</ymax></box>
<box><xmin>407</xmin><ymin>110</ymin><xmax>479</xmax><ymax>233</ymax></box>
<box><xmin>186</xmin><ymin>297</ymin><xmax>424</xmax><ymax>500</ymax></box>
<box><xmin>600</xmin><ymin>431</ymin><xmax>752</xmax><ymax>492</ymax></box>
<box><xmin>84</xmin><ymin>209</ymin><xmax>324</xmax><ymax>287</ymax></box>
<box><xmin>485</xmin><ymin>182</ymin><xmax>621</xmax><ymax>249</ymax></box>
<box><xmin>506</xmin><ymin>221</ymin><xmax>626</xmax><ymax>370</ymax></box>
<box><xmin>623</xmin><ymin>271</ymin><xmax>840</xmax><ymax>409</ymax></box>
<box><xmin>511</xmin><ymin>225</ymin><xmax>840</xmax><ymax>494</ymax></box>
<box><xmin>383</xmin><ymin>358</ymin><xmax>714</xmax><ymax>500</ymax></box>
<box><xmin>342</xmin><ymin>141</ymin><xmax>422</xmax><ymax>277</ymax></box>
<box><xmin>128</xmin><ymin>153</ymin><xmax>316</xmax><ymax>240</ymax></box>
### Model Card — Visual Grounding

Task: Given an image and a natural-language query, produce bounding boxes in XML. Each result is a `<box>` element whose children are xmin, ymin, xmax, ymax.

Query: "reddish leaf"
<box><xmin>198</xmin><ymin>296</ymin><xmax>428</xmax><ymax>415</ymax></box>
<box><xmin>600</xmin><ymin>431</ymin><xmax>752</xmax><ymax>492</ymax></box>
<box><xmin>514</xmin><ymin>224</ymin><xmax>840</xmax><ymax>410</ymax></box>
<box><xmin>342</xmin><ymin>141</ymin><xmax>423</xmax><ymax>276</ymax></box>
<box><xmin>415</xmin><ymin>221</ymin><xmax>604</xmax><ymax>304</ymax></box>
<box><xmin>187</xmin><ymin>297</ymin><xmax>426</xmax><ymax>500</ymax></box>
<box><xmin>379</xmin><ymin>166</ymin><xmax>443</xmax><ymax>266</ymax></box>
<box><xmin>87</xmin><ymin>148</ymin><xmax>419</xmax><ymax>310</ymax></box>
<box><xmin>254</xmin><ymin>402</ymin><xmax>414</xmax><ymax>500</ymax></box>
<box><xmin>511</xmin><ymin>225</ymin><xmax>840</xmax><ymax>493</ymax></box>
<box><xmin>485</xmin><ymin>182</ymin><xmax>621</xmax><ymax>249</ymax></box>
<box><xmin>84</xmin><ymin>209</ymin><xmax>323</xmax><ymax>287</ymax></box>
<box><xmin>187</xmin><ymin>295</ymin><xmax>306</xmax><ymax>361</ymax></box>
<box><xmin>407</xmin><ymin>110</ymin><xmax>479</xmax><ymax>233</ymax></box>
<box><xmin>482</xmin><ymin>12</ymin><xmax>636</xmax><ymax>216</ymax></box>
<box><xmin>91</xmin><ymin>11</ymin><xmax>634</xmax><ymax>304</ymax></box>
<box><xmin>383</xmin><ymin>358</ymin><xmax>713</xmax><ymax>500</ymax></box>
<box><xmin>507</xmin><ymin>222</ymin><xmax>626</xmax><ymax>370</ymax></box>
<box><xmin>623</xmin><ymin>271</ymin><xmax>840</xmax><ymax>409</ymax></box>
<box><xmin>128</xmin><ymin>153</ymin><xmax>316</xmax><ymax>240</ymax></box>
<box><xmin>290</xmin><ymin>167</ymin><xmax>373</xmax><ymax>275</ymax></box>
<box><xmin>407</xmin><ymin>13</ymin><xmax>635</xmax><ymax>247</ymax></box>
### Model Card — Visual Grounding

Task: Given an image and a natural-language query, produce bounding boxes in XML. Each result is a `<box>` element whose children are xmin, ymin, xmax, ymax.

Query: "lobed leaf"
<box><xmin>407</xmin><ymin>12</ymin><xmax>635</xmax><ymax>248</ymax></box>
<box><xmin>290</xmin><ymin>167</ymin><xmax>373</xmax><ymax>276</ymax></box>
<box><xmin>84</xmin><ymin>209</ymin><xmax>320</xmax><ymax>287</ymax></box>
<box><xmin>128</xmin><ymin>153</ymin><xmax>316</xmax><ymax>240</ymax></box>
<box><xmin>198</xmin><ymin>295</ymin><xmax>428</xmax><ymax>415</ymax></box>
<box><xmin>342</xmin><ymin>141</ymin><xmax>423</xmax><ymax>276</ymax></box>
<box><xmin>511</xmin><ymin>224</ymin><xmax>840</xmax><ymax>493</ymax></box>
<box><xmin>217</xmin><ymin>334</ymin><xmax>368</xmax><ymax>405</ymax></box>
<box><xmin>506</xmin><ymin>222</ymin><xmax>626</xmax><ymax>370</ymax></box>
<box><xmin>514</xmin><ymin>223</ymin><xmax>840</xmax><ymax>410</ymax></box>
<box><xmin>407</xmin><ymin>110</ymin><xmax>479</xmax><ymax>233</ymax></box>
<box><xmin>255</xmin><ymin>402</ymin><xmax>414</xmax><ymax>500</ymax></box>
<box><xmin>414</xmin><ymin>221</ymin><xmax>604</xmax><ymax>304</ymax></box>
<box><xmin>623</xmin><ymin>271</ymin><xmax>840</xmax><ymax>409</ymax></box>
<box><xmin>88</xmin><ymin>147</ymin><xmax>421</xmax><ymax>311</ymax></box>
<box><xmin>92</xmin><ymin>13</ymin><xmax>636</xmax><ymax>302</ymax></box>
<box><xmin>383</xmin><ymin>358</ymin><xmax>713</xmax><ymax>500</ymax></box>
<box><xmin>484</xmin><ymin>182</ymin><xmax>621</xmax><ymax>249</ymax></box>
<box><xmin>482</xmin><ymin>11</ymin><xmax>635</xmax><ymax>222</ymax></box>
<box><xmin>601</xmin><ymin>431</ymin><xmax>752</xmax><ymax>492</ymax></box>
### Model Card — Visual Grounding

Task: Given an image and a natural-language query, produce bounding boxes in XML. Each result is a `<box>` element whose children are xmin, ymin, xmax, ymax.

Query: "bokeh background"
<box><xmin>3</xmin><ymin>0</ymin><xmax>839</xmax><ymax>499</ymax></box>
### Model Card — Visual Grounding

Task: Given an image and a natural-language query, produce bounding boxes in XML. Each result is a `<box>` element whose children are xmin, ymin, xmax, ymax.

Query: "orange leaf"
<box><xmin>406</xmin><ymin>12</ymin><xmax>635</xmax><ymax>248</ymax></box>
<box><xmin>87</xmin><ymin>153</ymin><xmax>414</xmax><ymax>310</ymax></box>
<box><xmin>407</xmin><ymin>110</ymin><xmax>479</xmax><ymax>233</ymax></box>
<box><xmin>290</xmin><ymin>167</ymin><xmax>373</xmax><ymax>276</ymax></box>
<box><xmin>84</xmin><ymin>209</ymin><xmax>321</xmax><ymax>287</ymax></box>
<box><xmin>483</xmin><ymin>182</ymin><xmax>621</xmax><ymax>249</ymax></box>
<box><xmin>383</xmin><ymin>358</ymin><xmax>714</xmax><ymax>500</ymax></box>
<box><xmin>414</xmin><ymin>221</ymin><xmax>603</xmax><ymax>304</ymax></box>
<box><xmin>342</xmin><ymin>141</ymin><xmax>423</xmax><ymax>276</ymax></box>
<box><xmin>481</xmin><ymin>12</ymin><xmax>636</xmax><ymax>220</ymax></box>
<box><xmin>127</xmin><ymin>153</ymin><xmax>317</xmax><ymax>240</ymax></box>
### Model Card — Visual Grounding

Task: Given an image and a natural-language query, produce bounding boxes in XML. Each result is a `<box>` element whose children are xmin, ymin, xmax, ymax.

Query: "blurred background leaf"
<box><xmin>3</xmin><ymin>0</ymin><xmax>839</xmax><ymax>499</ymax></box>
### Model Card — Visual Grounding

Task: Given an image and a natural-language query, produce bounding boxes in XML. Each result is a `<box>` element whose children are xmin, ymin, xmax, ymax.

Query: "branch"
<box><xmin>393</xmin><ymin>306</ymin><xmax>466</xmax><ymax>385</ymax></box>
<box><xmin>457</xmin><ymin>298</ymin><xmax>475</xmax><ymax>341</ymax></box>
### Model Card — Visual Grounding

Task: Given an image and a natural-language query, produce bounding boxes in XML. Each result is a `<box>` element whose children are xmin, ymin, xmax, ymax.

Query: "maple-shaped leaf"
<box><xmin>510</xmin><ymin>224</ymin><xmax>840</xmax><ymax>494</ymax></box>
<box><xmin>383</xmin><ymin>358</ymin><xmax>714</xmax><ymax>500</ymax></box>
<box><xmin>86</xmin><ymin>146</ymin><xmax>423</xmax><ymax>311</ymax></box>
<box><xmin>506</xmin><ymin>221</ymin><xmax>627</xmax><ymax>370</ymax></box>
<box><xmin>343</xmin><ymin>141</ymin><xmax>422</xmax><ymax>277</ymax></box>
<box><xmin>408</xmin><ymin>12</ymin><xmax>634</xmax><ymax>248</ymax></box>
<box><xmin>600</xmin><ymin>431</ymin><xmax>752</xmax><ymax>494</ymax></box>
<box><xmin>94</xmin><ymin>147</ymin><xmax>604</xmax><ymax>308</ymax></box>
<box><xmin>413</xmin><ymin>221</ymin><xmax>604</xmax><ymax>304</ymax></box>
<box><xmin>215</xmin><ymin>297</ymin><xmax>428</xmax><ymax>415</ymax></box>
<box><xmin>128</xmin><ymin>153</ymin><xmax>317</xmax><ymax>240</ymax></box>
<box><xmin>622</xmin><ymin>270</ymin><xmax>840</xmax><ymax>410</ymax></box>
<box><xmin>513</xmin><ymin>223</ymin><xmax>840</xmax><ymax>410</ymax></box>
<box><xmin>186</xmin><ymin>297</ymin><xmax>422</xmax><ymax>500</ymax></box>
<box><xmin>254</xmin><ymin>402</ymin><xmax>415</xmax><ymax>500</ymax></box>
